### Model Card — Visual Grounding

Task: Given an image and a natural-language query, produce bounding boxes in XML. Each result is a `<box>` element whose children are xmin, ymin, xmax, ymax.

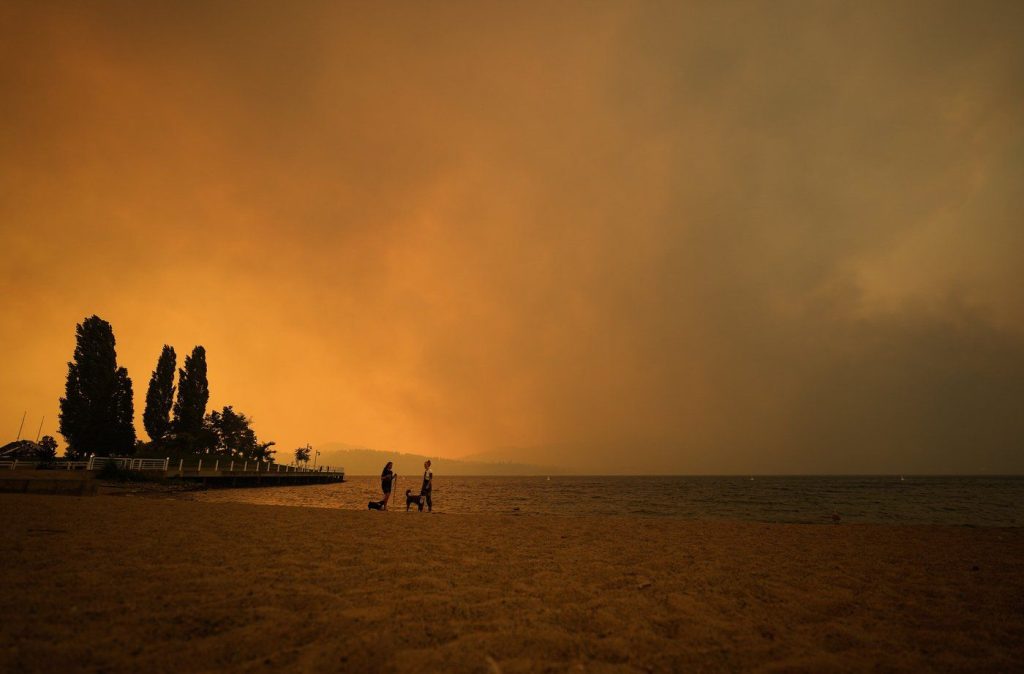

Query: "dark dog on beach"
<box><xmin>406</xmin><ymin>489</ymin><xmax>425</xmax><ymax>511</ymax></box>
<box><xmin>368</xmin><ymin>500</ymin><xmax>385</xmax><ymax>510</ymax></box>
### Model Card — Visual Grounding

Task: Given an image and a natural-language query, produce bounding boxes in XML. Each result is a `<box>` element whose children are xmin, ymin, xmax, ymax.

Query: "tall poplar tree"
<box><xmin>173</xmin><ymin>345</ymin><xmax>209</xmax><ymax>437</ymax></box>
<box><xmin>58</xmin><ymin>315</ymin><xmax>136</xmax><ymax>458</ymax></box>
<box><xmin>113</xmin><ymin>367</ymin><xmax>136</xmax><ymax>451</ymax></box>
<box><xmin>143</xmin><ymin>345</ymin><xmax>176</xmax><ymax>441</ymax></box>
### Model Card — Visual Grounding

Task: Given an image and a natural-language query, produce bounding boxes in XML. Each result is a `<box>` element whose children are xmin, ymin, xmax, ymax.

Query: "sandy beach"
<box><xmin>1</xmin><ymin>493</ymin><xmax>1022</xmax><ymax>673</ymax></box>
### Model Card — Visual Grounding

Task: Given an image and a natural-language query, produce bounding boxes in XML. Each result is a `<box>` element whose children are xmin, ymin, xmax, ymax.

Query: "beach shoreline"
<box><xmin>2</xmin><ymin>492</ymin><xmax>1022</xmax><ymax>673</ymax></box>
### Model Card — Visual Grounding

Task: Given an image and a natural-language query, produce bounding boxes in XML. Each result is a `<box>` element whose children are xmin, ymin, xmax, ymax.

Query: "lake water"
<box><xmin>184</xmin><ymin>475</ymin><xmax>1024</xmax><ymax>526</ymax></box>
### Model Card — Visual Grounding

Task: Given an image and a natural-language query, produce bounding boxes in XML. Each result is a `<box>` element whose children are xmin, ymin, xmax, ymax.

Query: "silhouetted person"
<box><xmin>421</xmin><ymin>460</ymin><xmax>433</xmax><ymax>512</ymax></box>
<box><xmin>380</xmin><ymin>461</ymin><xmax>395</xmax><ymax>510</ymax></box>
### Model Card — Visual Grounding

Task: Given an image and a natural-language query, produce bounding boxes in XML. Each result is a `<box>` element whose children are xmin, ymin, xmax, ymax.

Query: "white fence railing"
<box><xmin>85</xmin><ymin>456</ymin><xmax>343</xmax><ymax>475</ymax></box>
<box><xmin>0</xmin><ymin>456</ymin><xmax>343</xmax><ymax>476</ymax></box>
<box><xmin>87</xmin><ymin>456</ymin><xmax>170</xmax><ymax>471</ymax></box>
<box><xmin>0</xmin><ymin>459</ymin><xmax>88</xmax><ymax>470</ymax></box>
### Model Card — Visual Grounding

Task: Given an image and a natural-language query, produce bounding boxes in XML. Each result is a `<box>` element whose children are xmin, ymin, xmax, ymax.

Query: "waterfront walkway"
<box><xmin>0</xmin><ymin>456</ymin><xmax>344</xmax><ymax>494</ymax></box>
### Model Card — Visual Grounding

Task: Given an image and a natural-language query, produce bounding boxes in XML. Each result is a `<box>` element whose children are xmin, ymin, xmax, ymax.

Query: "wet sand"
<box><xmin>1</xmin><ymin>493</ymin><xmax>1022</xmax><ymax>673</ymax></box>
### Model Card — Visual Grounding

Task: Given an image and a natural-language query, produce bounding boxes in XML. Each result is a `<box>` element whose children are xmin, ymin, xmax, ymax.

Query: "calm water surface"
<box><xmin>186</xmin><ymin>475</ymin><xmax>1024</xmax><ymax>526</ymax></box>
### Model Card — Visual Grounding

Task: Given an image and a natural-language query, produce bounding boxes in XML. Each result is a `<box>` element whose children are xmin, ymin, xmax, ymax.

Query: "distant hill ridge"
<box><xmin>316</xmin><ymin>444</ymin><xmax>562</xmax><ymax>476</ymax></box>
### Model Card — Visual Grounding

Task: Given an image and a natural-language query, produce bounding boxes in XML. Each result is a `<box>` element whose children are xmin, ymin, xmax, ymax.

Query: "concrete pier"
<box><xmin>0</xmin><ymin>462</ymin><xmax>344</xmax><ymax>494</ymax></box>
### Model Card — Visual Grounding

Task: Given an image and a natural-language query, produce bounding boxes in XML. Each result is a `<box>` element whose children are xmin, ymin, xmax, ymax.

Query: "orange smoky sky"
<box><xmin>1</xmin><ymin>1</ymin><xmax>1022</xmax><ymax>473</ymax></box>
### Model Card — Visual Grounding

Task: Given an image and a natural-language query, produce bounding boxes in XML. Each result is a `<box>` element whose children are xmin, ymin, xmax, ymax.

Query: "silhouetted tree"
<box><xmin>37</xmin><ymin>435</ymin><xmax>58</xmax><ymax>460</ymax></box>
<box><xmin>143</xmin><ymin>345</ymin><xmax>176</xmax><ymax>441</ymax></box>
<box><xmin>205</xmin><ymin>406</ymin><xmax>276</xmax><ymax>461</ymax></box>
<box><xmin>58</xmin><ymin>316</ymin><xmax>136</xmax><ymax>458</ymax></box>
<box><xmin>114</xmin><ymin>367</ymin><xmax>135</xmax><ymax>451</ymax></box>
<box><xmin>254</xmin><ymin>441</ymin><xmax>276</xmax><ymax>462</ymax></box>
<box><xmin>294</xmin><ymin>445</ymin><xmax>311</xmax><ymax>465</ymax></box>
<box><xmin>173</xmin><ymin>346</ymin><xmax>209</xmax><ymax>437</ymax></box>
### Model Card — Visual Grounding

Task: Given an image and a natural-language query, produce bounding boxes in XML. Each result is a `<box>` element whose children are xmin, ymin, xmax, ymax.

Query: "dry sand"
<box><xmin>1</xmin><ymin>493</ymin><xmax>1022</xmax><ymax>673</ymax></box>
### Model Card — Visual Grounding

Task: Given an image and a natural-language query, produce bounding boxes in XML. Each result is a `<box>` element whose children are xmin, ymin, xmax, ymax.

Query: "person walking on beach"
<box><xmin>421</xmin><ymin>460</ymin><xmax>433</xmax><ymax>512</ymax></box>
<box><xmin>380</xmin><ymin>461</ymin><xmax>395</xmax><ymax>510</ymax></box>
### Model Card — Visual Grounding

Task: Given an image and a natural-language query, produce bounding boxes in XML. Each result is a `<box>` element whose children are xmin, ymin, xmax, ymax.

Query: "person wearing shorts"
<box><xmin>421</xmin><ymin>460</ymin><xmax>433</xmax><ymax>512</ymax></box>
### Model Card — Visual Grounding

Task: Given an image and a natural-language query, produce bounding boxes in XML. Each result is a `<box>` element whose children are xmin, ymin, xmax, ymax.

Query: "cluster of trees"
<box><xmin>201</xmin><ymin>406</ymin><xmax>276</xmax><ymax>461</ymax></box>
<box><xmin>140</xmin><ymin>343</ymin><xmax>211</xmax><ymax>449</ymax></box>
<box><xmin>58</xmin><ymin>316</ymin><xmax>275</xmax><ymax>461</ymax></box>
<box><xmin>294</xmin><ymin>444</ymin><xmax>312</xmax><ymax>466</ymax></box>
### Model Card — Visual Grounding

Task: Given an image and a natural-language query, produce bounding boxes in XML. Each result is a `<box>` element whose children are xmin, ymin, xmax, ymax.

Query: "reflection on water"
<box><xmin>185</xmin><ymin>475</ymin><xmax>1023</xmax><ymax>526</ymax></box>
